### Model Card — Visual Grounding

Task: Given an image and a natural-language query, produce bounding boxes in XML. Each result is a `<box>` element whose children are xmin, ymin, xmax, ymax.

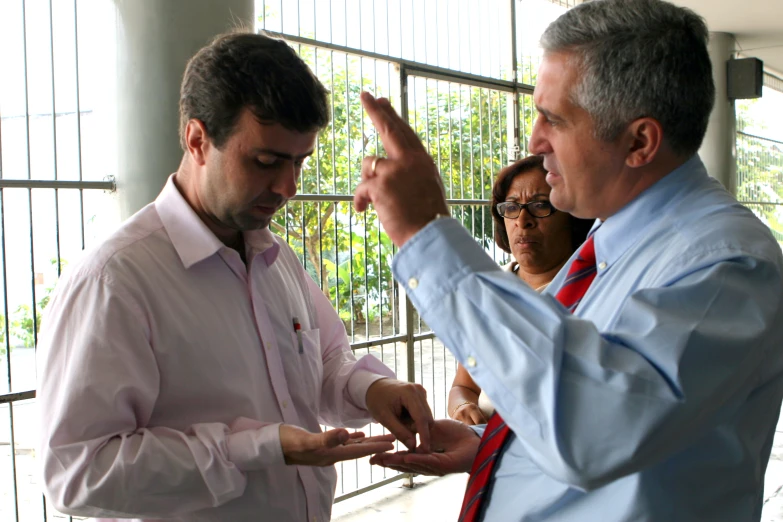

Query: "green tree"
<box><xmin>735</xmin><ymin>98</ymin><xmax>783</xmax><ymax>243</ymax></box>
<box><xmin>268</xmin><ymin>44</ymin><xmax>525</xmax><ymax>328</ymax></box>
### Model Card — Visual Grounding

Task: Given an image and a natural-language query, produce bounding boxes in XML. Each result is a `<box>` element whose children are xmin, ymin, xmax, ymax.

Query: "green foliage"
<box><xmin>270</xmin><ymin>46</ymin><xmax>517</xmax><ymax>327</ymax></box>
<box><xmin>9</xmin><ymin>257</ymin><xmax>67</xmax><ymax>349</ymax></box>
<box><xmin>735</xmin><ymin>99</ymin><xmax>783</xmax><ymax>244</ymax></box>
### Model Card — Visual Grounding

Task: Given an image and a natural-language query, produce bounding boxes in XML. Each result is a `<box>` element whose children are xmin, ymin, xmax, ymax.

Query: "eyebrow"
<box><xmin>251</xmin><ymin>148</ymin><xmax>315</xmax><ymax>160</ymax></box>
<box><xmin>535</xmin><ymin>106</ymin><xmax>561</xmax><ymax>122</ymax></box>
<box><xmin>507</xmin><ymin>192</ymin><xmax>549</xmax><ymax>201</ymax></box>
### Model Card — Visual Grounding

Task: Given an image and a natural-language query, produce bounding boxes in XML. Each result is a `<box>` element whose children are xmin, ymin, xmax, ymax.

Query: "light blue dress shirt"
<box><xmin>393</xmin><ymin>156</ymin><xmax>783</xmax><ymax>521</ymax></box>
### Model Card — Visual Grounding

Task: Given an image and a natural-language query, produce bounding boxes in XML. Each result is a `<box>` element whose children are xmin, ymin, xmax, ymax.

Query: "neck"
<box><xmin>517</xmin><ymin>258</ymin><xmax>567</xmax><ymax>290</ymax></box>
<box><xmin>597</xmin><ymin>151</ymin><xmax>691</xmax><ymax>221</ymax></box>
<box><xmin>173</xmin><ymin>157</ymin><xmax>244</xmax><ymax>252</ymax></box>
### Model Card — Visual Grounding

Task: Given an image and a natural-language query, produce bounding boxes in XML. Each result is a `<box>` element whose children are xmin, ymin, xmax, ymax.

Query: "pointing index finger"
<box><xmin>360</xmin><ymin>92</ymin><xmax>417</xmax><ymax>159</ymax></box>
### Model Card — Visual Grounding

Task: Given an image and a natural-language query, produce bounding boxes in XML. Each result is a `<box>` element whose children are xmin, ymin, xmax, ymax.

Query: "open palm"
<box><xmin>369</xmin><ymin>419</ymin><xmax>480</xmax><ymax>476</ymax></box>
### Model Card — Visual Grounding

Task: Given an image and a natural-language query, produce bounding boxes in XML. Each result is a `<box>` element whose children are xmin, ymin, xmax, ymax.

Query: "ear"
<box><xmin>625</xmin><ymin>117</ymin><xmax>663</xmax><ymax>169</ymax></box>
<box><xmin>184</xmin><ymin>119</ymin><xmax>211</xmax><ymax>166</ymax></box>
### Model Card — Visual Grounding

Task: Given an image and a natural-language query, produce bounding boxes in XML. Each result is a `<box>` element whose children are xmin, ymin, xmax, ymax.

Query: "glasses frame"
<box><xmin>496</xmin><ymin>200</ymin><xmax>557</xmax><ymax>219</ymax></box>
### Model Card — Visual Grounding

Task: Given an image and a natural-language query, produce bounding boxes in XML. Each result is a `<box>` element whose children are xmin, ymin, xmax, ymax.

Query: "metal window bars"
<box><xmin>0</xmin><ymin>0</ymin><xmax>573</xmax><ymax>519</ymax></box>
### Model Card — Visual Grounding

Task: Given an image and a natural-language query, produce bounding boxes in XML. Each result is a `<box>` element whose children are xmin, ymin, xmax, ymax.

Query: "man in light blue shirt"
<box><xmin>356</xmin><ymin>0</ymin><xmax>783</xmax><ymax>520</ymax></box>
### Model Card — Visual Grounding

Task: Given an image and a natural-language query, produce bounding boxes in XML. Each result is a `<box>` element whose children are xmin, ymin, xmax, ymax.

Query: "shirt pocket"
<box><xmin>290</xmin><ymin>328</ymin><xmax>324</xmax><ymax>408</ymax></box>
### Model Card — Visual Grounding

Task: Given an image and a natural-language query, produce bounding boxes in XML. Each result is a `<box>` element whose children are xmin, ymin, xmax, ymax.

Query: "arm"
<box><xmin>394</xmin><ymin>218</ymin><xmax>783</xmax><ymax>490</ymax></box>
<box><xmin>449</xmin><ymin>364</ymin><xmax>487</xmax><ymax>425</ymax></box>
<box><xmin>37</xmin><ymin>270</ymin><xmax>270</xmax><ymax>518</ymax></box>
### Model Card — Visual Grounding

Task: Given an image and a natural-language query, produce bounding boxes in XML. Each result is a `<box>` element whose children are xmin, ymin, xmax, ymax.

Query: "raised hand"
<box><xmin>280</xmin><ymin>424</ymin><xmax>395</xmax><ymax>466</ymax></box>
<box><xmin>369</xmin><ymin>419</ymin><xmax>480</xmax><ymax>477</ymax></box>
<box><xmin>354</xmin><ymin>92</ymin><xmax>450</xmax><ymax>247</ymax></box>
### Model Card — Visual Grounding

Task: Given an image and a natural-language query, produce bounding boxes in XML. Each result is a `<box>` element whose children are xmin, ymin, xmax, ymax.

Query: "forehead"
<box><xmin>231</xmin><ymin>109</ymin><xmax>318</xmax><ymax>155</ymax></box>
<box><xmin>506</xmin><ymin>169</ymin><xmax>550</xmax><ymax>197</ymax></box>
<box><xmin>533</xmin><ymin>52</ymin><xmax>580</xmax><ymax>111</ymax></box>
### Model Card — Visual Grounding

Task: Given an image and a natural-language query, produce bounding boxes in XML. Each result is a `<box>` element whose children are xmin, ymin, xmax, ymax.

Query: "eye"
<box><xmin>256</xmin><ymin>157</ymin><xmax>278</xmax><ymax>168</ymax></box>
<box><xmin>500</xmin><ymin>202</ymin><xmax>521</xmax><ymax>215</ymax></box>
<box><xmin>530</xmin><ymin>201</ymin><xmax>552</xmax><ymax>211</ymax></box>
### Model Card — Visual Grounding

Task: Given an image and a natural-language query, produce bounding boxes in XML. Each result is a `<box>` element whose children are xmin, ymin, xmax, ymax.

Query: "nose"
<box><xmin>517</xmin><ymin>207</ymin><xmax>537</xmax><ymax>229</ymax></box>
<box><xmin>528</xmin><ymin>114</ymin><xmax>550</xmax><ymax>156</ymax></box>
<box><xmin>271</xmin><ymin>163</ymin><xmax>299</xmax><ymax>199</ymax></box>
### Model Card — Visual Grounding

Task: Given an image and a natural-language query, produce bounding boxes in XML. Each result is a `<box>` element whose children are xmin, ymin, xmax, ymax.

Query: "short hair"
<box><xmin>540</xmin><ymin>0</ymin><xmax>715</xmax><ymax>157</ymax></box>
<box><xmin>491</xmin><ymin>155</ymin><xmax>593</xmax><ymax>254</ymax></box>
<box><xmin>179</xmin><ymin>31</ymin><xmax>329</xmax><ymax>150</ymax></box>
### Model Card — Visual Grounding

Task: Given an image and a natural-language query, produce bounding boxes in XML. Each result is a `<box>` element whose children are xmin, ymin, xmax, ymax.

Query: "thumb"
<box><xmin>321</xmin><ymin>428</ymin><xmax>350</xmax><ymax>449</ymax></box>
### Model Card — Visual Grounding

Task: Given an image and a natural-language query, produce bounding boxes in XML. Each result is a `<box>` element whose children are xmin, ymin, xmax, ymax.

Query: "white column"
<box><xmin>699</xmin><ymin>32</ymin><xmax>736</xmax><ymax>194</ymax></box>
<box><xmin>114</xmin><ymin>0</ymin><xmax>255</xmax><ymax>219</ymax></box>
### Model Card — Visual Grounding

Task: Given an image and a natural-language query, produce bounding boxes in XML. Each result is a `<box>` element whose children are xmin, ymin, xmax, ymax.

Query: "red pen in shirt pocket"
<box><xmin>292</xmin><ymin>317</ymin><xmax>304</xmax><ymax>354</ymax></box>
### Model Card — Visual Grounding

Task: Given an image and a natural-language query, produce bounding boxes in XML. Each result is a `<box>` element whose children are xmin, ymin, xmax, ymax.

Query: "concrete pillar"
<box><xmin>699</xmin><ymin>32</ymin><xmax>736</xmax><ymax>194</ymax></box>
<box><xmin>114</xmin><ymin>0</ymin><xmax>255</xmax><ymax>219</ymax></box>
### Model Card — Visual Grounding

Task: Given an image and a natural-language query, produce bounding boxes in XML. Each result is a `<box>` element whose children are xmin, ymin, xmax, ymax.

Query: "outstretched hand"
<box><xmin>369</xmin><ymin>419</ymin><xmax>480</xmax><ymax>476</ymax></box>
<box><xmin>354</xmin><ymin>93</ymin><xmax>450</xmax><ymax>247</ymax></box>
<box><xmin>280</xmin><ymin>424</ymin><xmax>395</xmax><ymax>466</ymax></box>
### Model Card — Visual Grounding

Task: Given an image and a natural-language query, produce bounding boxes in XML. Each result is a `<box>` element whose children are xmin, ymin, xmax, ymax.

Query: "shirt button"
<box><xmin>598</xmin><ymin>261</ymin><xmax>607</xmax><ymax>270</ymax></box>
<box><xmin>282</xmin><ymin>400</ymin><xmax>289</xmax><ymax>409</ymax></box>
<box><xmin>408</xmin><ymin>277</ymin><xmax>419</xmax><ymax>289</ymax></box>
<box><xmin>466</xmin><ymin>356</ymin><xmax>477</xmax><ymax>368</ymax></box>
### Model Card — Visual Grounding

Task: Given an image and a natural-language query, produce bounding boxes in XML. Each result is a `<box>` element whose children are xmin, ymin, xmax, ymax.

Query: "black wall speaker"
<box><xmin>727</xmin><ymin>57</ymin><xmax>763</xmax><ymax>100</ymax></box>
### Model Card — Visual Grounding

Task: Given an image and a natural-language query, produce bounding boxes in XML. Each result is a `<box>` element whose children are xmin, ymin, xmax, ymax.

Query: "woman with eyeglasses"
<box><xmin>447</xmin><ymin>155</ymin><xmax>594</xmax><ymax>425</ymax></box>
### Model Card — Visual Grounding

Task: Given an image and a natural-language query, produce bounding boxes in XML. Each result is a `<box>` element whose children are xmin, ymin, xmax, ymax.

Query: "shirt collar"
<box><xmin>155</xmin><ymin>175</ymin><xmax>281</xmax><ymax>269</ymax></box>
<box><xmin>591</xmin><ymin>155</ymin><xmax>709</xmax><ymax>273</ymax></box>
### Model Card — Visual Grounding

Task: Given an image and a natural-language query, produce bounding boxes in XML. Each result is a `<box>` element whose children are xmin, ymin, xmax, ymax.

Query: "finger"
<box><xmin>404</xmin><ymin>395</ymin><xmax>434</xmax><ymax>453</ymax></box>
<box><xmin>470</xmin><ymin>411</ymin><xmax>487</xmax><ymax>425</ymax></box>
<box><xmin>347</xmin><ymin>431</ymin><xmax>366</xmax><ymax>440</ymax></box>
<box><xmin>360</xmin><ymin>92</ymin><xmax>415</xmax><ymax>158</ymax></box>
<box><xmin>376</xmin><ymin>97</ymin><xmax>423</xmax><ymax>150</ymax></box>
<box><xmin>361</xmin><ymin>433</ymin><xmax>397</xmax><ymax>444</ymax></box>
<box><xmin>375</xmin><ymin>410</ymin><xmax>418</xmax><ymax>451</ymax></box>
<box><xmin>328</xmin><ymin>441</ymin><xmax>396</xmax><ymax>463</ymax></box>
<box><xmin>321</xmin><ymin>428</ymin><xmax>350</xmax><ymax>449</ymax></box>
<box><xmin>361</xmin><ymin>155</ymin><xmax>386</xmax><ymax>182</ymax></box>
<box><xmin>370</xmin><ymin>450</ymin><xmax>411</xmax><ymax>467</ymax></box>
<box><xmin>353</xmin><ymin>179</ymin><xmax>374</xmax><ymax>213</ymax></box>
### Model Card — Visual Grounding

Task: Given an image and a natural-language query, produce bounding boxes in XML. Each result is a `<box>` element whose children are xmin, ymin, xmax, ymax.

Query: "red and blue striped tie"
<box><xmin>458</xmin><ymin>234</ymin><xmax>598</xmax><ymax>522</ymax></box>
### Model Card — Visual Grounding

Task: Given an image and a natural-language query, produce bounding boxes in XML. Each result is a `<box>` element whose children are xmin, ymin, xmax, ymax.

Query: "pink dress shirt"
<box><xmin>36</xmin><ymin>176</ymin><xmax>394</xmax><ymax>522</ymax></box>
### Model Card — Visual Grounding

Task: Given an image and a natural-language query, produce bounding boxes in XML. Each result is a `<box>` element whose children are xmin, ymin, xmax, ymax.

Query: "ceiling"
<box><xmin>671</xmin><ymin>0</ymin><xmax>783</xmax><ymax>77</ymax></box>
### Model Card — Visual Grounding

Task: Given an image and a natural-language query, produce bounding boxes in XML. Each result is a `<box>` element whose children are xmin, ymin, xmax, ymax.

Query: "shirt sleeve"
<box><xmin>36</xmin><ymin>267</ymin><xmax>285</xmax><ymax>518</ymax></box>
<box><xmin>303</xmin><ymin>275</ymin><xmax>395</xmax><ymax>428</ymax></box>
<box><xmin>393</xmin><ymin>217</ymin><xmax>783</xmax><ymax>491</ymax></box>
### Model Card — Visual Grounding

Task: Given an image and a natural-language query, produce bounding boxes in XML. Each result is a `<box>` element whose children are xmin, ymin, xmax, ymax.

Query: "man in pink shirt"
<box><xmin>36</xmin><ymin>31</ymin><xmax>432</xmax><ymax>522</ymax></box>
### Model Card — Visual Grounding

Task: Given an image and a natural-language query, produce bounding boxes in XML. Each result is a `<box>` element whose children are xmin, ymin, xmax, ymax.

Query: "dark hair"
<box><xmin>540</xmin><ymin>0</ymin><xmax>714</xmax><ymax>157</ymax></box>
<box><xmin>179</xmin><ymin>31</ymin><xmax>330</xmax><ymax>150</ymax></box>
<box><xmin>491</xmin><ymin>155</ymin><xmax>594</xmax><ymax>254</ymax></box>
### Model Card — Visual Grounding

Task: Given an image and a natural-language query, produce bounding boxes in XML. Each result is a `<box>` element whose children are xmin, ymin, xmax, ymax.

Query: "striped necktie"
<box><xmin>457</xmin><ymin>234</ymin><xmax>598</xmax><ymax>522</ymax></box>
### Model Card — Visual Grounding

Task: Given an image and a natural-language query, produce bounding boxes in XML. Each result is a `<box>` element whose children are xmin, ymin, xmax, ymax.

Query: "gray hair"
<box><xmin>540</xmin><ymin>0</ymin><xmax>715</xmax><ymax>157</ymax></box>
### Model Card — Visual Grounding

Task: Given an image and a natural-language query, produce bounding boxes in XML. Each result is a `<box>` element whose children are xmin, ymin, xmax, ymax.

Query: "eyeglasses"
<box><xmin>496</xmin><ymin>200</ymin><xmax>556</xmax><ymax>219</ymax></box>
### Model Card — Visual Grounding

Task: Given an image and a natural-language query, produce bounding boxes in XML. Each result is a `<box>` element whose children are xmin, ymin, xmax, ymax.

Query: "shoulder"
<box><xmin>66</xmin><ymin>204</ymin><xmax>168</xmax><ymax>286</ymax></box>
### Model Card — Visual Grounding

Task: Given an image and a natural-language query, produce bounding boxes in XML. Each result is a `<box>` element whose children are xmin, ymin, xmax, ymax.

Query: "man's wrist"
<box><xmin>399</xmin><ymin>212</ymin><xmax>449</xmax><ymax>247</ymax></box>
